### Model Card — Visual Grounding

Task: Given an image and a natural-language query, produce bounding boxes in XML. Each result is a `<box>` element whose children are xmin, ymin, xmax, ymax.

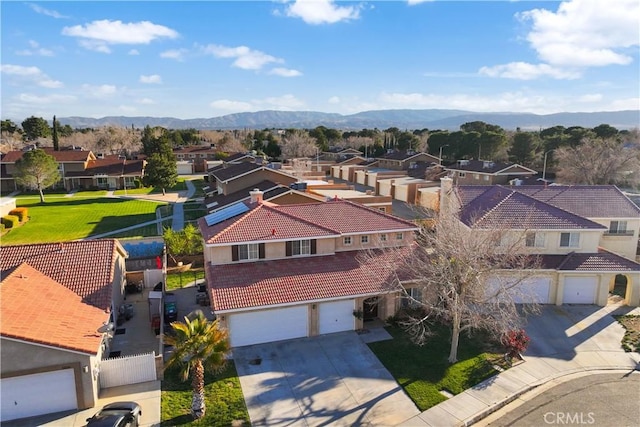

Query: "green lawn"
<box><xmin>368</xmin><ymin>324</ymin><xmax>504</xmax><ymax>411</ymax></box>
<box><xmin>166</xmin><ymin>268</ymin><xmax>205</xmax><ymax>290</ymax></box>
<box><xmin>183</xmin><ymin>201</ymin><xmax>206</xmax><ymax>222</ymax></box>
<box><xmin>1</xmin><ymin>197</ymin><xmax>165</xmax><ymax>244</ymax></box>
<box><xmin>114</xmin><ymin>180</ymin><xmax>187</xmax><ymax>196</ymax></box>
<box><xmin>161</xmin><ymin>363</ymin><xmax>249</xmax><ymax>426</ymax></box>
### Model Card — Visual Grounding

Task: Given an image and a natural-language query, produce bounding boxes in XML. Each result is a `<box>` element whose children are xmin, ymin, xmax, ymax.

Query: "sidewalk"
<box><xmin>398</xmin><ymin>304</ymin><xmax>640</xmax><ymax>427</ymax></box>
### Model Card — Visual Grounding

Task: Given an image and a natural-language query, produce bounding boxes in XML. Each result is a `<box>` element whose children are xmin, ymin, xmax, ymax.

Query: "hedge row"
<box><xmin>1</xmin><ymin>215</ymin><xmax>20</xmax><ymax>229</ymax></box>
<box><xmin>9</xmin><ymin>207</ymin><xmax>28</xmax><ymax>222</ymax></box>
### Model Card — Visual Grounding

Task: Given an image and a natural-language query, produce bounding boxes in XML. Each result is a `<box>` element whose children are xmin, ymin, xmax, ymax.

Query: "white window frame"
<box><xmin>96</xmin><ymin>177</ymin><xmax>108</xmax><ymax>188</ymax></box>
<box><xmin>458</xmin><ymin>172</ymin><xmax>466</xmax><ymax>178</ymax></box>
<box><xmin>483</xmin><ymin>175</ymin><xmax>490</xmax><ymax>181</ymax></box>
<box><xmin>239</xmin><ymin>243</ymin><xmax>259</xmax><ymax>260</ymax></box>
<box><xmin>559</xmin><ymin>232</ymin><xmax>580</xmax><ymax>248</ymax></box>
<box><xmin>396</xmin><ymin>232</ymin><xmax>404</xmax><ymax>240</ymax></box>
<box><xmin>361</xmin><ymin>235</ymin><xmax>369</xmax><ymax>244</ymax></box>
<box><xmin>609</xmin><ymin>221</ymin><xmax>628</xmax><ymax>234</ymax></box>
<box><xmin>525</xmin><ymin>232</ymin><xmax>546</xmax><ymax>248</ymax></box>
<box><xmin>474</xmin><ymin>173</ymin><xmax>480</xmax><ymax>180</ymax></box>
<box><xmin>379</xmin><ymin>233</ymin><xmax>388</xmax><ymax>242</ymax></box>
<box><xmin>403</xmin><ymin>287</ymin><xmax>423</xmax><ymax>307</ymax></box>
<box><xmin>343</xmin><ymin>236</ymin><xmax>352</xmax><ymax>246</ymax></box>
<box><xmin>291</xmin><ymin>239</ymin><xmax>311</xmax><ymax>256</ymax></box>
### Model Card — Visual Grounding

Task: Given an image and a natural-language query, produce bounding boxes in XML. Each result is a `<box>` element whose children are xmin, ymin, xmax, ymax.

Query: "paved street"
<box><xmin>483</xmin><ymin>372</ymin><xmax>640</xmax><ymax>427</ymax></box>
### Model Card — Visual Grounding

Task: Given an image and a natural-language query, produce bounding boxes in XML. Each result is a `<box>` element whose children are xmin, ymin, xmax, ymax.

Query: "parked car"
<box><xmin>164</xmin><ymin>292</ymin><xmax>178</xmax><ymax>323</ymax></box>
<box><xmin>85</xmin><ymin>401</ymin><xmax>141</xmax><ymax>427</ymax></box>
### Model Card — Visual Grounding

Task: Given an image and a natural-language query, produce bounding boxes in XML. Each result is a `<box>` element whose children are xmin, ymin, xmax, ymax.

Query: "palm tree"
<box><xmin>164</xmin><ymin>310</ymin><xmax>230</xmax><ymax>419</ymax></box>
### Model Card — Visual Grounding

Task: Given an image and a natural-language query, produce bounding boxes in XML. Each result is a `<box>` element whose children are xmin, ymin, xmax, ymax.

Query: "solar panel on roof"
<box><xmin>204</xmin><ymin>202</ymin><xmax>250</xmax><ymax>226</ymax></box>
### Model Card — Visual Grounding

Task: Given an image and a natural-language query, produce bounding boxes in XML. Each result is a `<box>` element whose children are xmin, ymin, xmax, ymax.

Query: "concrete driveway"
<box><xmin>233</xmin><ymin>331</ymin><xmax>420</xmax><ymax>426</ymax></box>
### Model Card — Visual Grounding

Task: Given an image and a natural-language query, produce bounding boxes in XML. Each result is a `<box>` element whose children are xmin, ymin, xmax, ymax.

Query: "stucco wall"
<box><xmin>589</xmin><ymin>217</ymin><xmax>640</xmax><ymax>261</ymax></box>
<box><xmin>0</xmin><ymin>339</ymin><xmax>97</xmax><ymax>409</ymax></box>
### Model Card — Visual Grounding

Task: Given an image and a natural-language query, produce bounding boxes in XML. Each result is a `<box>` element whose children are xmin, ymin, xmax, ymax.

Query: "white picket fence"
<box><xmin>99</xmin><ymin>352</ymin><xmax>157</xmax><ymax>389</ymax></box>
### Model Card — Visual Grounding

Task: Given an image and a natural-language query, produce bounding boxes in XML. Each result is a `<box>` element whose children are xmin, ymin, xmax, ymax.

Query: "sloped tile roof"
<box><xmin>1</xmin><ymin>263</ymin><xmax>106</xmax><ymax>354</ymax></box>
<box><xmin>211</xmin><ymin>162</ymin><xmax>262</xmax><ymax>182</ymax></box>
<box><xmin>557</xmin><ymin>250</ymin><xmax>640</xmax><ymax>271</ymax></box>
<box><xmin>275</xmin><ymin>199</ymin><xmax>418</xmax><ymax>234</ymax></box>
<box><xmin>0</xmin><ymin>240</ymin><xmax>125</xmax><ymax>311</ymax></box>
<box><xmin>200</xmin><ymin>199</ymin><xmax>418</xmax><ymax>244</ymax></box>
<box><xmin>65</xmin><ymin>157</ymin><xmax>145</xmax><ymax>177</ymax></box>
<box><xmin>0</xmin><ymin>148</ymin><xmax>93</xmax><ymax>163</ymax></box>
<box><xmin>225</xmin><ymin>152</ymin><xmax>255</xmax><ymax>162</ymax></box>
<box><xmin>203</xmin><ymin>180</ymin><xmax>280</xmax><ymax>212</ymax></box>
<box><xmin>207</xmin><ymin>247</ymin><xmax>413</xmax><ymax>311</ymax></box>
<box><xmin>379</xmin><ymin>150</ymin><xmax>437</xmax><ymax>161</ymax></box>
<box><xmin>460</xmin><ymin>186</ymin><xmax>606</xmax><ymax>230</ymax></box>
<box><xmin>445</xmin><ymin>160</ymin><xmax>535</xmax><ymax>174</ymax></box>
<box><xmin>511</xmin><ymin>185</ymin><xmax>640</xmax><ymax>218</ymax></box>
<box><xmin>199</xmin><ymin>203</ymin><xmax>338</xmax><ymax>244</ymax></box>
<box><xmin>173</xmin><ymin>146</ymin><xmax>217</xmax><ymax>154</ymax></box>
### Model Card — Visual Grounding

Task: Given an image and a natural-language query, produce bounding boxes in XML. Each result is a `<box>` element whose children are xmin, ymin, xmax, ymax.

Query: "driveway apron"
<box><xmin>234</xmin><ymin>331</ymin><xmax>420</xmax><ymax>426</ymax></box>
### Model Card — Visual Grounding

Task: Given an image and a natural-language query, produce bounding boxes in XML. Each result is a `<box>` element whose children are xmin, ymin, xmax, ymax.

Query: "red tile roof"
<box><xmin>199</xmin><ymin>199</ymin><xmax>418</xmax><ymax>244</ymax></box>
<box><xmin>1</xmin><ymin>263</ymin><xmax>107</xmax><ymax>354</ymax></box>
<box><xmin>1</xmin><ymin>148</ymin><xmax>93</xmax><ymax>163</ymax></box>
<box><xmin>0</xmin><ymin>240</ymin><xmax>126</xmax><ymax>311</ymax></box>
<box><xmin>207</xmin><ymin>247</ymin><xmax>413</xmax><ymax>311</ymax></box>
<box><xmin>557</xmin><ymin>249</ymin><xmax>640</xmax><ymax>271</ymax></box>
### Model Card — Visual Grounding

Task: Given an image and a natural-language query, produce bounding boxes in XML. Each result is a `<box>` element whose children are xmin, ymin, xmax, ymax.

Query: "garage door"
<box><xmin>228</xmin><ymin>306</ymin><xmax>308</xmax><ymax>347</ymax></box>
<box><xmin>486</xmin><ymin>277</ymin><xmax>551</xmax><ymax>304</ymax></box>
<box><xmin>0</xmin><ymin>369</ymin><xmax>77</xmax><ymax>422</ymax></box>
<box><xmin>563</xmin><ymin>277</ymin><xmax>597</xmax><ymax>304</ymax></box>
<box><xmin>319</xmin><ymin>299</ymin><xmax>355</xmax><ymax>334</ymax></box>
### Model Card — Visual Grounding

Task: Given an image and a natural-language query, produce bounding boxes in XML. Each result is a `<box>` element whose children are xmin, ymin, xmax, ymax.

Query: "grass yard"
<box><xmin>615</xmin><ymin>315</ymin><xmax>640</xmax><ymax>352</ymax></box>
<box><xmin>1</xmin><ymin>196</ymin><xmax>165</xmax><ymax>244</ymax></box>
<box><xmin>114</xmin><ymin>180</ymin><xmax>187</xmax><ymax>196</ymax></box>
<box><xmin>183</xmin><ymin>201</ymin><xmax>206</xmax><ymax>221</ymax></box>
<box><xmin>161</xmin><ymin>363</ymin><xmax>249</xmax><ymax>426</ymax></box>
<box><xmin>166</xmin><ymin>268</ymin><xmax>205</xmax><ymax>290</ymax></box>
<box><xmin>368</xmin><ymin>323</ymin><xmax>504</xmax><ymax>411</ymax></box>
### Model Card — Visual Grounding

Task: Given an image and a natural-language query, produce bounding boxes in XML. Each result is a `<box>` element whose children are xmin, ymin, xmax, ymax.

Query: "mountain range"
<box><xmin>59</xmin><ymin>109</ymin><xmax>640</xmax><ymax>131</ymax></box>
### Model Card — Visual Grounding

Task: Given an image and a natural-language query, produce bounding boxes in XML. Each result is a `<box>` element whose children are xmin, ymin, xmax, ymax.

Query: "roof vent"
<box><xmin>458</xmin><ymin>160</ymin><xmax>470</xmax><ymax>166</ymax></box>
<box><xmin>483</xmin><ymin>161</ymin><xmax>494</xmax><ymax>169</ymax></box>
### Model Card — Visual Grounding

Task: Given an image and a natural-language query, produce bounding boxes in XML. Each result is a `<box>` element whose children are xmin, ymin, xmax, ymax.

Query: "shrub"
<box><xmin>501</xmin><ymin>329</ymin><xmax>530</xmax><ymax>362</ymax></box>
<box><xmin>0</xmin><ymin>223</ymin><xmax>5</xmax><ymax>233</ymax></box>
<box><xmin>1</xmin><ymin>215</ymin><xmax>20</xmax><ymax>229</ymax></box>
<box><xmin>9</xmin><ymin>207</ymin><xmax>28</xmax><ymax>222</ymax></box>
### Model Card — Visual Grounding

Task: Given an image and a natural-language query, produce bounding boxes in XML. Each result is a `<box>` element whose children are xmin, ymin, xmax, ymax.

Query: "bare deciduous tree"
<box><xmin>362</xmin><ymin>184</ymin><xmax>540</xmax><ymax>363</ymax></box>
<box><xmin>280</xmin><ymin>130</ymin><xmax>317</xmax><ymax>160</ymax></box>
<box><xmin>555</xmin><ymin>137</ymin><xmax>640</xmax><ymax>187</ymax></box>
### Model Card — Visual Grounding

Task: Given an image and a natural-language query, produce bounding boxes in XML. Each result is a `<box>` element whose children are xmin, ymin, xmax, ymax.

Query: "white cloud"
<box><xmin>139</xmin><ymin>74</ymin><xmax>162</xmax><ymax>84</ymax></box>
<box><xmin>160</xmin><ymin>49</ymin><xmax>187</xmax><ymax>61</ymax></box>
<box><xmin>129</xmin><ymin>49</ymin><xmax>140</xmax><ymax>55</ymax></box>
<box><xmin>479</xmin><ymin>62</ymin><xmax>581</xmax><ymax>80</ymax></box>
<box><xmin>137</xmin><ymin>98</ymin><xmax>155</xmax><ymax>105</ymax></box>
<box><xmin>28</xmin><ymin>3</ymin><xmax>68</xmax><ymax>19</ymax></box>
<box><xmin>407</xmin><ymin>0</ymin><xmax>434</xmax><ymax>5</ymax></box>
<box><xmin>285</xmin><ymin>0</ymin><xmax>361</xmax><ymax>25</ymax></box>
<box><xmin>17</xmin><ymin>93</ymin><xmax>76</xmax><ymax>104</ymax></box>
<box><xmin>62</xmin><ymin>20</ymin><xmax>179</xmax><ymax>52</ymax></box>
<box><xmin>0</xmin><ymin>64</ymin><xmax>63</xmax><ymax>88</ymax></box>
<box><xmin>118</xmin><ymin>105</ymin><xmax>138</xmax><ymax>113</ymax></box>
<box><xmin>201</xmin><ymin>44</ymin><xmax>282</xmax><ymax>70</ymax></box>
<box><xmin>16</xmin><ymin>40</ymin><xmax>54</xmax><ymax>57</ymax></box>
<box><xmin>210</xmin><ymin>94</ymin><xmax>305</xmax><ymax>113</ymax></box>
<box><xmin>608</xmin><ymin>97</ymin><xmax>640</xmax><ymax>111</ymax></box>
<box><xmin>269</xmin><ymin>67</ymin><xmax>302</xmax><ymax>77</ymax></box>
<box><xmin>328</xmin><ymin>96</ymin><xmax>341</xmax><ymax>104</ymax></box>
<box><xmin>578</xmin><ymin>94</ymin><xmax>603</xmax><ymax>103</ymax></box>
<box><xmin>81</xmin><ymin>84</ymin><xmax>118</xmax><ymax>98</ymax></box>
<box><xmin>519</xmin><ymin>0</ymin><xmax>639</xmax><ymax>67</ymax></box>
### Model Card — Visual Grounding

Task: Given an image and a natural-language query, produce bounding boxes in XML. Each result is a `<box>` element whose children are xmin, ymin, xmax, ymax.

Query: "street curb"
<box><xmin>464</xmin><ymin>363</ymin><xmax>640</xmax><ymax>426</ymax></box>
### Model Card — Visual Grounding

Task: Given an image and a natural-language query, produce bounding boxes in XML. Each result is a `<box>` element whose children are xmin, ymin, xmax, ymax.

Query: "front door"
<box><xmin>363</xmin><ymin>297</ymin><xmax>379</xmax><ymax>321</ymax></box>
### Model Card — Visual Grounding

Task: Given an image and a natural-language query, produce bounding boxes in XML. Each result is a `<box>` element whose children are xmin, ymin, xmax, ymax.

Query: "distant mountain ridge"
<box><xmin>59</xmin><ymin>109</ymin><xmax>639</xmax><ymax>131</ymax></box>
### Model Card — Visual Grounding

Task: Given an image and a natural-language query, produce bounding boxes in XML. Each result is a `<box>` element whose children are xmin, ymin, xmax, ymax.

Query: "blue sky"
<box><xmin>1</xmin><ymin>0</ymin><xmax>638</xmax><ymax>121</ymax></box>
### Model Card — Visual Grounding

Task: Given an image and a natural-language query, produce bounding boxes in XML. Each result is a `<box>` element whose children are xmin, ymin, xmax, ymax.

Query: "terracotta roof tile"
<box><xmin>211</xmin><ymin>163</ymin><xmax>261</xmax><ymax>182</ymax></box>
<box><xmin>0</xmin><ymin>240</ymin><xmax>125</xmax><ymax>311</ymax></box>
<box><xmin>557</xmin><ymin>250</ymin><xmax>640</xmax><ymax>271</ymax></box>
<box><xmin>1</xmin><ymin>148</ymin><xmax>93</xmax><ymax>163</ymax></box>
<box><xmin>207</xmin><ymin>248</ymin><xmax>413</xmax><ymax>311</ymax></box>
<box><xmin>445</xmin><ymin>160</ymin><xmax>535</xmax><ymax>174</ymax></box>
<box><xmin>1</xmin><ymin>263</ymin><xmax>107</xmax><ymax>354</ymax></box>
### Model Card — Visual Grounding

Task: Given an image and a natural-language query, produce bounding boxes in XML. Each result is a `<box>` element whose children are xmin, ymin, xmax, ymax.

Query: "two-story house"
<box><xmin>441</xmin><ymin>178</ymin><xmax>640</xmax><ymax>306</ymax></box>
<box><xmin>208</xmin><ymin>162</ymin><xmax>298</xmax><ymax>196</ymax></box>
<box><xmin>173</xmin><ymin>145</ymin><xmax>219</xmax><ymax>173</ymax></box>
<box><xmin>0</xmin><ymin>240</ymin><xmax>129</xmax><ymax>422</ymax></box>
<box><xmin>198</xmin><ymin>191</ymin><xmax>419</xmax><ymax>347</ymax></box>
<box><xmin>444</xmin><ymin>160</ymin><xmax>537</xmax><ymax>185</ymax></box>
<box><xmin>376</xmin><ymin>150</ymin><xmax>440</xmax><ymax>171</ymax></box>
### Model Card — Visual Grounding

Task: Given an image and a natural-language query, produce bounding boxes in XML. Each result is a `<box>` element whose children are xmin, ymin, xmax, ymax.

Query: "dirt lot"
<box><xmin>616</xmin><ymin>315</ymin><xmax>640</xmax><ymax>352</ymax></box>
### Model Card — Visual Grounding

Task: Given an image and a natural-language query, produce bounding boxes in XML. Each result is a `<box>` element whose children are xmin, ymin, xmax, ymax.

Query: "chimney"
<box><xmin>439</xmin><ymin>176</ymin><xmax>456</xmax><ymax>215</ymax></box>
<box><xmin>249</xmin><ymin>188</ymin><xmax>263</xmax><ymax>204</ymax></box>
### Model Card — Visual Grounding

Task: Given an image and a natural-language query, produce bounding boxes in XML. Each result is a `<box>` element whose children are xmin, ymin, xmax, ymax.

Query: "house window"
<box><xmin>200</xmin><ymin>154</ymin><xmax>207</xmax><ymax>158</ymax></box>
<box><xmin>361</xmin><ymin>235</ymin><xmax>369</xmax><ymax>244</ymax></box>
<box><xmin>189</xmin><ymin>154</ymin><xmax>196</xmax><ymax>158</ymax></box>
<box><xmin>403</xmin><ymin>287</ymin><xmax>423</xmax><ymax>307</ymax></box>
<box><xmin>458</xmin><ymin>172</ymin><xmax>466</xmax><ymax>178</ymax></box>
<box><xmin>239</xmin><ymin>244</ymin><xmax>259</xmax><ymax>260</ymax></box>
<box><xmin>483</xmin><ymin>175</ymin><xmax>490</xmax><ymax>181</ymax></box>
<box><xmin>560</xmin><ymin>232</ymin><xmax>580</xmax><ymax>248</ymax></box>
<box><xmin>344</xmin><ymin>236</ymin><xmax>352</xmax><ymax>246</ymax></box>
<box><xmin>286</xmin><ymin>239</ymin><xmax>317</xmax><ymax>256</ymax></box>
<box><xmin>396</xmin><ymin>233</ymin><xmax>403</xmax><ymax>240</ymax></box>
<box><xmin>96</xmin><ymin>177</ymin><xmax>108</xmax><ymax>188</ymax></box>
<box><xmin>124</xmin><ymin>176</ymin><xmax>135</xmax><ymax>187</ymax></box>
<box><xmin>474</xmin><ymin>173</ymin><xmax>480</xmax><ymax>180</ymax></box>
<box><xmin>609</xmin><ymin>221</ymin><xmax>628</xmax><ymax>234</ymax></box>
<box><xmin>378</xmin><ymin>207</ymin><xmax>386</xmax><ymax>212</ymax></box>
<box><xmin>525</xmin><ymin>232</ymin><xmax>545</xmax><ymax>248</ymax></box>
<box><xmin>379</xmin><ymin>234</ymin><xmax>388</xmax><ymax>242</ymax></box>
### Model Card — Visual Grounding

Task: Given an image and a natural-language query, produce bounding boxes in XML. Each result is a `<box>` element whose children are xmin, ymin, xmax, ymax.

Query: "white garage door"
<box><xmin>0</xmin><ymin>369</ymin><xmax>77</xmax><ymax>422</ymax></box>
<box><xmin>563</xmin><ymin>277</ymin><xmax>597</xmax><ymax>304</ymax></box>
<box><xmin>228</xmin><ymin>306</ymin><xmax>308</xmax><ymax>347</ymax></box>
<box><xmin>486</xmin><ymin>277</ymin><xmax>551</xmax><ymax>304</ymax></box>
<box><xmin>319</xmin><ymin>299</ymin><xmax>355</xmax><ymax>334</ymax></box>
